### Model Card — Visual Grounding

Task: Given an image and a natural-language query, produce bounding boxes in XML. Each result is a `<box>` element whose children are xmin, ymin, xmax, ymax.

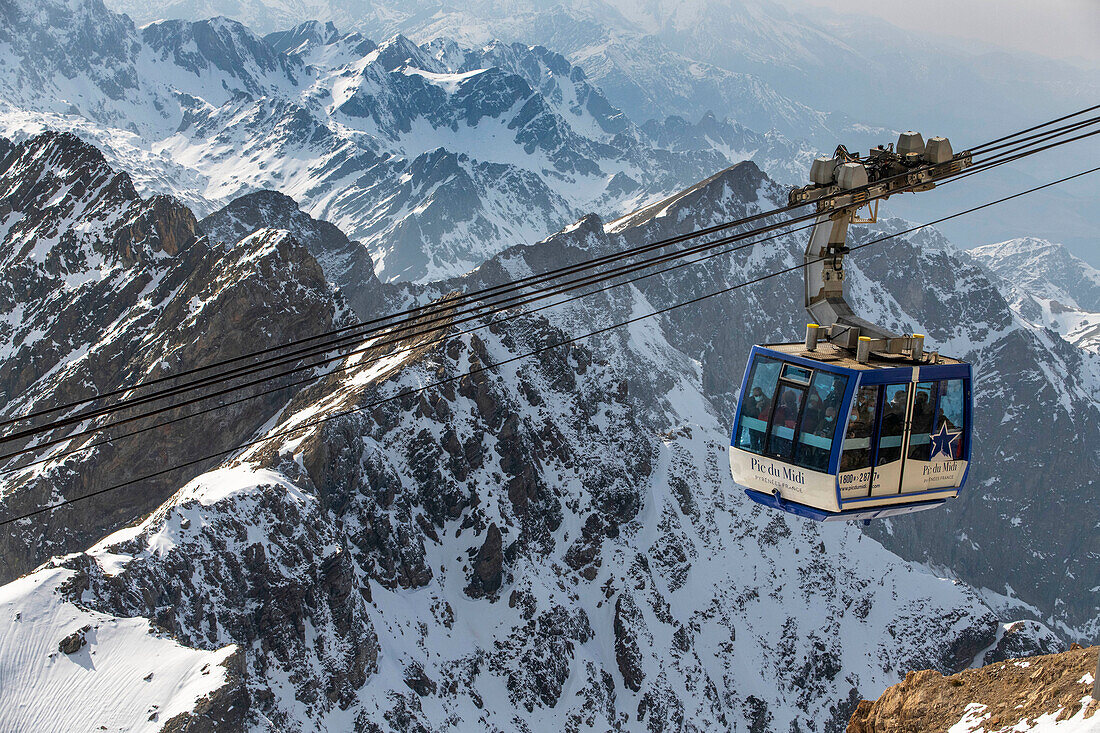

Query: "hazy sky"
<box><xmin>783</xmin><ymin>0</ymin><xmax>1100</xmax><ymax>66</ymax></box>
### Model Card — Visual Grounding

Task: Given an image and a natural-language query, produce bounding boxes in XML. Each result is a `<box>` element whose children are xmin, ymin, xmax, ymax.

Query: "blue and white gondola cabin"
<box><xmin>729</xmin><ymin>341</ymin><xmax>972</xmax><ymax>522</ymax></box>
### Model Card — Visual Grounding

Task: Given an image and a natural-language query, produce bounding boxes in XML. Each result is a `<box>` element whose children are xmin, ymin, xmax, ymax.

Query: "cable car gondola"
<box><xmin>729</xmin><ymin>132</ymin><xmax>974</xmax><ymax>521</ymax></box>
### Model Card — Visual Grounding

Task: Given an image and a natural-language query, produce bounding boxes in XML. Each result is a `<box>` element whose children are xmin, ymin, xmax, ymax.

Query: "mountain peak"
<box><xmin>142</xmin><ymin>14</ymin><xmax>302</xmax><ymax>97</ymax></box>
<box><xmin>607</xmin><ymin>160</ymin><xmax>767</xmax><ymax>232</ymax></box>
<box><xmin>0</xmin><ymin>131</ymin><xmax>204</xmax><ymax>270</ymax></box>
<box><xmin>264</xmin><ymin>19</ymin><xmax>375</xmax><ymax>58</ymax></box>
<box><xmin>374</xmin><ymin>34</ymin><xmax>443</xmax><ymax>73</ymax></box>
<box><xmin>0</xmin><ymin>130</ymin><xmax>138</xmax><ymax>212</ymax></box>
<box><xmin>969</xmin><ymin>237</ymin><xmax>1100</xmax><ymax>311</ymax></box>
<box><xmin>199</xmin><ymin>189</ymin><xmax>382</xmax><ymax>317</ymax></box>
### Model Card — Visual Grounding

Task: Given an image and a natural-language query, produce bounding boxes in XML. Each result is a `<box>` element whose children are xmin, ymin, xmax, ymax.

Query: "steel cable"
<box><xmin>2</xmin><ymin>163</ymin><xmax>1096</xmax><ymax>526</ymax></box>
<box><xmin>1</xmin><ymin>120</ymin><xmax>1097</xmax><ymax>456</ymax></box>
<box><xmin>6</xmin><ymin>103</ymin><xmax>1098</xmax><ymax>431</ymax></box>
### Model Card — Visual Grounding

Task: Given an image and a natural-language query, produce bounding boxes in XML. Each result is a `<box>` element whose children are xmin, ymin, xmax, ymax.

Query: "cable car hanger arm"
<box><xmin>790</xmin><ymin>133</ymin><xmax>972</xmax><ymax>360</ymax></box>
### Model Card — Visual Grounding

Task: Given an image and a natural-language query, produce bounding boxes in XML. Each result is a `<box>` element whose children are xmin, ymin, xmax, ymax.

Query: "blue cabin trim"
<box><xmin>745</xmin><ymin>489</ymin><xmax>947</xmax><ymax>522</ymax></box>
<box><xmin>739</xmin><ymin>345</ymin><xmax>970</xmax><ymax>384</ymax></box>
<box><xmin>960</xmin><ymin>362</ymin><xmax>974</xmax><ymax>485</ymax></box>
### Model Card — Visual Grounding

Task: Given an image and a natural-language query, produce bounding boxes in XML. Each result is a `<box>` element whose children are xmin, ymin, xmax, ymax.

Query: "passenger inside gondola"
<box><xmin>769</xmin><ymin>387</ymin><xmax>801</xmax><ymax>456</ymax></box>
<box><xmin>735</xmin><ymin>356</ymin><xmax>782</xmax><ymax>453</ymax></box>
<box><xmin>913</xmin><ymin>390</ymin><xmax>930</xmax><ymax>423</ymax></box>
<box><xmin>774</xmin><ymin>388</ymin><xmax>799</xmax><ymax>427</ymax></box>
<box><xmin>877</xmin><ymin>385</ymin><xmax>908</xmax><ymax>465</ymax></box>
<box><xmin>907</xmin><ymin>383</ymin><xmax>937</xmax><ymax>460</ymax></box>
<box><xmin>792</xmin><ymin>371</ymin><xmax>846</xmax><ymax>471</ymax></box>
<box><xmin>840</xmin><ymin>386</ymin><xmax>877</xmax><ymax>472</ymax></box>
<box><xmin>803</xmin><ymin>391</ymin><xmax>825</xmax><ymax>432</ymax></box>
<box><xmin>747</xmin><ymin>387</ymin><xmax>769</xmax><ymax>450</ymax></box>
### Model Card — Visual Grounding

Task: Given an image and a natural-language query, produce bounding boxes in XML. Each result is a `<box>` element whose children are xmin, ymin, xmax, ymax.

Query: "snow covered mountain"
<box><xmin>969</xmin><ymin>238</ymin><xmax>1100</xmax><ymax>313</ymax></box>
<box><xmin>104</xmin><ymin>0</ymin><xmax>1100</xmax><ymax>262</ymax></box>
<box><xmin>967</xmin><ymin>239</ymin><xmax>1100</xmax><ymax>354</ymax></box>
<box><xmin>0</xmin><ymin>0</ymin><xmax>823</xmax><ymax>284</ymax></box>
<box><xmin>104</xmin><ymin>0</ymin><xmax>850</xmax><ymax>143</ymax></box>
<box><xmin>104</xmin><ymin>0</ymin><xmax>1099</xmax><ymax>145</ymax></box>
<box><xmin>0</xmin><ymin>130</ymin><xmax>1091</xmax><ymax>730</ymax></box>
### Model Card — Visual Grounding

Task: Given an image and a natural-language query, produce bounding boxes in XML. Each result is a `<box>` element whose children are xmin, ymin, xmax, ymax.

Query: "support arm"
<box><xmin>791</xmin><ymin>133</ymin><xmax>972</xmax><ymax>359</ymax></box>
<box><xmin>804</xmin><ymin>208</ymin><xmax>895</xmax><ymax>341</ymax></box>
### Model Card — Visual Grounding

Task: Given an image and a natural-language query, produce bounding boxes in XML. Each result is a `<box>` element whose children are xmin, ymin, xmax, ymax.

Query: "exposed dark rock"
<box><xmin>466</xmin><ymin>523</ymin><xmax>503</xmax><ymax>598</ymax></box>
<box><xmin>58</xmin><ymin>624</ymin><xmax>91</xmax><ymax>654</ymax></box>
<box><xmin>743</xmin><ymin>695</ymin><xmax>772</xmax><ymax>733</ymax></box>
<box><xmin>564</xmin><ymin>512</ymin><xmax>607</xmax><ymax>580</ymax></box>
<box><xmin>403</xmin><ymin>663</ymin><xmax>437</xmax><ymax>697</ymax></box>
<box><xmin>614</xmin><ymin>593</ymin><xmax>645</xmax><ymax>692</ymax></box>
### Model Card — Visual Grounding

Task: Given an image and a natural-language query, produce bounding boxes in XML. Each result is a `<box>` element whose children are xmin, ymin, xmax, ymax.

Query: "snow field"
<box><xmin>0</xmin><ymin>567</ymin><xmax>236</xmax><ymax>733</ymax></box>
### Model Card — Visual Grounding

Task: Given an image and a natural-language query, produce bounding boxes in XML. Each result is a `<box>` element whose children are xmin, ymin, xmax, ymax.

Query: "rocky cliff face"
<box><xmin>847</xmin><ymin>645</ymin><xmax>1099</xmax><ymax>732</ymax></box>
<box><xmin>0</xmin><ymin>131</ymin><xmax>350</xmax><ymax>582</ymax></box>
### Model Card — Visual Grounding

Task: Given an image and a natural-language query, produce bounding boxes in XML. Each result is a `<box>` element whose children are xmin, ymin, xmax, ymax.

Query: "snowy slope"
<box><xmin>0</xmin><ymin>566</ymin><xmax>239</xmax><ymax>732</ymax></box>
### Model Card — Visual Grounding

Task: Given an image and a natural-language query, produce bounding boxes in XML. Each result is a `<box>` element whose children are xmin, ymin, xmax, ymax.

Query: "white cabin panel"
<box><xmin>729</xmin><ymin>448</ymin><xmax>839</xmax><ymax>512</ymax></box>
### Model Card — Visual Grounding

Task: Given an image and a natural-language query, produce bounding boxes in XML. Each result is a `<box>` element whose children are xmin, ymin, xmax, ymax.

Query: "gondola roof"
<box><xmin>759</xmin><ymin>342</ymin><xmax>965</xmax><ymax>371</ymax></box>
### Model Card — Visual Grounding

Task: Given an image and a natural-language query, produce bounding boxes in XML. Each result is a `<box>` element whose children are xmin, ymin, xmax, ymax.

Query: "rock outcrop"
<box><xmin>0</xmin><ymin>132</ymin><xmax>350</xmax><ymax>582</ymax></box>
<box><xmin>848</xmin><ymin>646</ymin><xmax>1100</xmax><ymax>732</ymax></box>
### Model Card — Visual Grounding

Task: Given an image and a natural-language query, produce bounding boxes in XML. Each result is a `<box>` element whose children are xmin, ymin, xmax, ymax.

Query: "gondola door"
<box><xmin>838</xmin><ymin>384</ymin><xmax>880</xmax><ymax>500</ymax></box>
<box><xmin>869</xmin><ymin>383</ymin><xmax>910</xmax><ymax>496</ymax></box>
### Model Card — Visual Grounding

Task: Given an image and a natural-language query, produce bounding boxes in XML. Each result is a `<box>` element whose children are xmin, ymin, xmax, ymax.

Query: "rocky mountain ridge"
<box><xmin>103</xmin><ymin>0</ymin><xmax>853</xmax><ymax>143</ymax></box>
<box><xmin>104</xmin><ymin>0</ymin><xmax>1099</xmax><ymax>146</ymax></box>
<box><xmin>0</xmin><ymin>0</ymin><xmax>820</xmax><ymax>284</ymax></box>
<box><xmin>968</xmin><ymin>239</ymin><xmax>1100</xmax><ymax>355</ymax></box>
<box><xmin>0</xmin><ymin>130</ymin><xmax>351</xmax><ymax>582</ymax></box>
<box><xmin>970</xmin><ymin>238</ymin><xmax>1100</xmax><ymax>312</ymax></box>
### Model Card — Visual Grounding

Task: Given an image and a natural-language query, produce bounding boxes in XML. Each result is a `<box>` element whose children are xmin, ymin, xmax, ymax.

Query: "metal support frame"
<box><xmin>792</xmin><ymin>139</ymin><xmax>972</xmax><ymax>363</ymax></box>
